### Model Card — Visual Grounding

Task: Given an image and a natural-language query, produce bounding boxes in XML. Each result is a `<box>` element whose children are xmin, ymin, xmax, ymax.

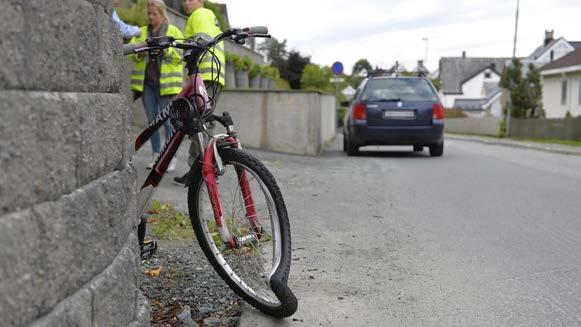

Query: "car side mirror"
<box><xmin>340</xmin><ymin>101</ymin><xmax>350</xmax><ymax>107</ymax></box>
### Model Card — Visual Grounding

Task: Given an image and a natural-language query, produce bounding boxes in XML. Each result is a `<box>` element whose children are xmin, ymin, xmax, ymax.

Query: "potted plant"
<box><xmin>225</xmin><ymin>52</ymin><xmax>238</xmax><ymax>88</ymax></box>
<box><xmin>260</xmin><ymin>66</ymin><xmax>272</xmax><ymax>89</ymax></box>
<box><xmin>234</xmin><ymin>56</ymin><xmax>250</xmax><ymax>89</ymax></box>
<box><xmin>269</xmin><ymin>67</ymin><xmax>280</xmax><ymax>90</ymax></box>
<box><xmin>249</xmin><ymin>63</ymin><xmax>262</xmax><ymax>89</ymax></box>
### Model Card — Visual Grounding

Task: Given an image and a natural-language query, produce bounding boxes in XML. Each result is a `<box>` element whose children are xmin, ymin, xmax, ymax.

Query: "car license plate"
<box><xmin>384</xmin><ymin>110</ymin><xmax>415</xmax><ymax>119</ymax></box>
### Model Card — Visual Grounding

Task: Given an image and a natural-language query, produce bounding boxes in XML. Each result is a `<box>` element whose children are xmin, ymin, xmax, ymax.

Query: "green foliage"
<box><xmin>116</xmin><ymin>0</ymin><xmax>148</xmax><ymax>27</ymax></box>
<box><xmin>352</xmin><ymin>59</ymin><xmax>373</xmax><ymax>76</ymax></box>
<box><xmin>565</xmin><ymin>111</ymin><xmax>573</xmax><ymax>119</ymax></box>
<box><xmin>285</xmin><ymin>51</ymin><xmax>311</xmax><ymax>89</ymax></box>
<box><xmin>258</xmin><ymin>37</ymin><xmax>310</xmax><ymax>89</ymax></box>
<box><xmin>500</xmin><ymin>59</ymin><xmax>543</xmax><ymax>119</ymax></box>
<box><xmin>444</xmin><ymin>108</ymin><xmax>467</xmax><ymax>118</ymax></box>
<box><xmin>259</xmin><ymin>37</ymin><xmax>288</xmax><ymax>65</ymax></box>
<box><xmin>148</xmin><ymin>201</ymin><xmax>193</xmax><ymax>240</ymax></box>
<box><xmin>338</xmin><ymin>107</ymin><xmax>347</xmax><ymax>128</ymax></box>
<box><xmin>275</xmin><ymin>79</ymin><xmax>291</xmax><ymax>90</ymax></box>
<box><xmin>348</xmin><ymin>75</ymin><xmax>364</xmax><ymax>89</ymax></box>
<box><xmin>225</xmin><ymin>52</ymin><xmax>239</xmax><ymax>63</ymax></box>
<box><xmin>203</xmin><ymin>1</ymin><xmax>228</xmax><ymax>31</ymax></box>
<box><xmin>249</xmin><ymin>63</ymin><xmax>262</xmax><ymax>78</ymax></box>
<box><xmin>431</xmin><ymin>78</ymin><xmax>441</xmax><ymax>91</ymax></box>
<box><xmin>498</xmin><ymin>118</ymin><xmax>507</xmax><ymax>138</ymax></box>
<box><xmin>260</xmin><ymin>66</ymin><xmax>272</xmax><ymax>78</ymax></box>
<box><xmin>232</xmin><ymin>55</ymin><xmax>245</xmax><ymax>70</ymax></box>
<box><xmin>300</xmin><ymin>64</ymin><xmax>332</xmax><ymax>91</ymax></box>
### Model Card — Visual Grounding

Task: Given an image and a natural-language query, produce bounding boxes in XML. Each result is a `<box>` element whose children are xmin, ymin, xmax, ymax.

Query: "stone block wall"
<box><xmin>0</xmin><ymin>1</ymin><xmax>147</xmax><ymax>326</ymax></box>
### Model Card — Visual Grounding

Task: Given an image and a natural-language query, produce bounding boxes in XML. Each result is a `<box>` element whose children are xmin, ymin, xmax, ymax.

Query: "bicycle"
<box><xmin>124</xmin><ymin>27</ymin><xmax>298</xmax><ymax>318</ymax></box>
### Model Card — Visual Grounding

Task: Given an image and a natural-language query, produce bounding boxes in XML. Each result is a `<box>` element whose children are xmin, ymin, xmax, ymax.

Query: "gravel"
<box><xmin>140</xmin><ymin>240</ymin><xmax>241</xmax><ymax>327</ymax></box>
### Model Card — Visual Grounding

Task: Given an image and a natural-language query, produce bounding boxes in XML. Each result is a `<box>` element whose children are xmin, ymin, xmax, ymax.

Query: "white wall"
<box><xmin>441</xmin><ymin>69</ymin><xmax>500</xmax><ymax>109</ymax></box>
<box><xmin>462</xmin><ymin>69</ymin><xmax>500</xmax><ymax>98</ymax></box>
<box><xmin>542</xmin><ymin>72</ymin><xmax>581</xmax><ymax>118</ymax></box>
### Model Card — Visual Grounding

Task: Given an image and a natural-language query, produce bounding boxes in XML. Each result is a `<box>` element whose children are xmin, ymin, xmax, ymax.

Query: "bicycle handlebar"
<box><xmin>122</xmin><ymin>26</ymin><xmax>270</xmax><ymax>56</ymax></box>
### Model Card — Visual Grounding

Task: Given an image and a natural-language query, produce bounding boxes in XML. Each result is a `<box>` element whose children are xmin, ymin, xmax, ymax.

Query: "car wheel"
<box><xmin>346</xmin><ymin>136</ymin><xmax>359</xmax><ymax>156</ymax></box>
<box><xmin>429</xmin><ymin>142</ymin><xmax>444</xmax><ymax>157</ymax></box>
<box><xmin>413</xmin><ymin>145</ymin><xmax>424</xmax><ymax>152</ymax></box>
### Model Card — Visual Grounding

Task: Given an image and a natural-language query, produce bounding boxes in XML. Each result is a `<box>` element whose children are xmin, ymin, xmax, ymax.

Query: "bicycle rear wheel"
<box><xmin>188</xmin><ymin>148</ymin><xmax>298</xmax><ymax>317</ymax></box>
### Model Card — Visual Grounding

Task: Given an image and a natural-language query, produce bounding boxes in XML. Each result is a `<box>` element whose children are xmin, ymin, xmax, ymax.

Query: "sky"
<box><xmin>218</xmin><ymin>0</ymin><xmax>581</xmax><ymax>74</ymax></box>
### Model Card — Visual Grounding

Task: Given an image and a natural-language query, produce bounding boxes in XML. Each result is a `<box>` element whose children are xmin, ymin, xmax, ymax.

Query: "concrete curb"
<box><xmin>446</xmin><ymin>134</ymin><xmax>581</xmax><ymax>157</ymax></box>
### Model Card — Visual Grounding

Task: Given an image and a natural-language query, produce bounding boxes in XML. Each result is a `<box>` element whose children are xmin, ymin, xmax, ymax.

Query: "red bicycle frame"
<box><xmin>135</xmin><ymin>74</ymin><xmax>260</xmax><ymax>248</ymax></box>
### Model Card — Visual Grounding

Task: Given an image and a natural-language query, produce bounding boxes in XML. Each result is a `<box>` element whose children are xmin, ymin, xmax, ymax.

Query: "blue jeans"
<box><xmin>142</xmin><ymin>84</ymin><xmax>173</xmax><ymax>154</ymax></box>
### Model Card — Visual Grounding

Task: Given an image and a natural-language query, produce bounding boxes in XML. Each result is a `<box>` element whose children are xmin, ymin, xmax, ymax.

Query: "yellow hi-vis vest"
<box><xmin>183</xmin><ymin>8</ymin><xmax>225</xmax><ymax>86</ymax></box>
<box><xmin>129</xmin><ymin>23</ymin><xmax>184</xmax><ymax>96</ymax></box>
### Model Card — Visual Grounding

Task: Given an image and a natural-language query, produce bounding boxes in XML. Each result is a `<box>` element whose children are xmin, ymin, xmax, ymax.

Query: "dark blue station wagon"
<box><xmin>342</xmin><ymin>76</ymin><xmax>444</xmax><ymax>157</ymax></box>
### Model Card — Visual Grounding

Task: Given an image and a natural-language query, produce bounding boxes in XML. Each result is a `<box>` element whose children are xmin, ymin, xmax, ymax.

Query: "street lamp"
<box><xmin>507</xmin><ymin>0</ymin><xmax>520</xmax><ymax>136</ymax></box>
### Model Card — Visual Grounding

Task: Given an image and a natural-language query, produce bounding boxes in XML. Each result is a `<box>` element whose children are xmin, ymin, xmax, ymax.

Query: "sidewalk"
<box><xmin>446</xmin><ymin>133</ymin><xmax>581</xmax><ymax>157</ymax></box>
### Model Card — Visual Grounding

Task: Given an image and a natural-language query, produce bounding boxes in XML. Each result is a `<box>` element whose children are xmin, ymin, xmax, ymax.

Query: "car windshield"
<box><xmin>361</xmin><ymin>79</ymin><xmax>437</xmax><ymax>102</ymax></box>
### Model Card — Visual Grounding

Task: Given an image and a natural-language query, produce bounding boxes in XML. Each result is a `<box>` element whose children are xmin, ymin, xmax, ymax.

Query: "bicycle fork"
<box><xmin>199</xmin><ymin>131</ymin><xmax>263</xmax><ymax>249</ymax></box>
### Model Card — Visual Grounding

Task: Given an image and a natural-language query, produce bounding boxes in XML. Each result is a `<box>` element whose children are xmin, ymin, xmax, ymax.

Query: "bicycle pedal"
<box><xmin>140</xmin><ymin>240</ymin><xmax>158</xmax><ymax>260</ymax></box>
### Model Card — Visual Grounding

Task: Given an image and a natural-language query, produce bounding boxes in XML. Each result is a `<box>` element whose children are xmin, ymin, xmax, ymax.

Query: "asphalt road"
<box><xmin>238</xmin><ymin>136</ymin><xmax>581</xmax><ymax>326</ymax></box>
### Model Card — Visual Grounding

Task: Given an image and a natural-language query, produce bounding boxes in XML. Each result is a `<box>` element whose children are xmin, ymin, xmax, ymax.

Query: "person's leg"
<box><xmin>158</xmin><ymin>95</ymin><xmax>178</xmax><ymax>171</ymax></box>
<box><xmin>142</xmin><ymin>84</ymin><xmax>162</xmax><ymax>154</ymax></box>
<box><xmin>158</xmin><ymin>95</ymin><xmax>174</xmax><ymax>141</ymax></box>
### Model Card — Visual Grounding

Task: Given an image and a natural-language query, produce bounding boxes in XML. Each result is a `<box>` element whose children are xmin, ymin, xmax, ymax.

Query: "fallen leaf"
<box><xmin>144</xmin><ymin>266</ymin><xmax>163</xmax><ymax>276</ymax></box>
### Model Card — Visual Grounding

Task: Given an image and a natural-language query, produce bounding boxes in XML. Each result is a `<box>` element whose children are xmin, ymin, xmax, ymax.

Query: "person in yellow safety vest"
<box><xmin>129</xmin><ymin>0</ymin><xmax>183</xmax><ymax>172</ymax></box>
<box><xmin>174</xmin><ymin>0</ymin><xmax>226</xmax><ymax>185</ymax></box>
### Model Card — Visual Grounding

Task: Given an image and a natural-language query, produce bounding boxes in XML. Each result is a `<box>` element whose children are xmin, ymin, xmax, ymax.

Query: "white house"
<box><xmin>524</xmin><ymin>31</ymin><xmax>581</xmax><ymax>68</ymax></box>
<box><xmin>439</xmin><ymin>54</ymin><xmax>510</xmax><ymax>117</ymax></box>
<box><xmin>540</xmin><ymin>49</ymin><xmax>581</xmax><ymax>118</ymax></box>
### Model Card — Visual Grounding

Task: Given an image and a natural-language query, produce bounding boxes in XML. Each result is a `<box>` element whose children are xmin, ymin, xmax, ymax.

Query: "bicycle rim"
<box><xmin>195</xmin><ymin>160</ymin><xmax>283</xmax><ymax>307</ymax></box>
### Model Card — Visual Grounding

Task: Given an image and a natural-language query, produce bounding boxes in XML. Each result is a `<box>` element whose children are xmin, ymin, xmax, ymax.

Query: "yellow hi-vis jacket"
<box><xmin>129</xmin><ymin>23</ymin><xmax>184</xmax><ymax>96</ymax></box>
<box><xmin>183</xmin><ymin>8</ymin><xmax>225</xmax><ymax>86</ymax></box>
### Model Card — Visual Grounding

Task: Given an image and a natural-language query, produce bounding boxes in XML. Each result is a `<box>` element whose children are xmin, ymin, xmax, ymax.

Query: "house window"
<box><xmin>484</xmin><ymin>72</ymin><xmax>491</xmax><ymax>79</ymax></box>
<box><xmin>550</xmin><ymin>51</ymin><xmax>555</xmax><ymax>62</ymax></box>
<box><xmin>561</xmin><ymin>80</ymin><xmax>568</xmax><ymax>105</ymax></box>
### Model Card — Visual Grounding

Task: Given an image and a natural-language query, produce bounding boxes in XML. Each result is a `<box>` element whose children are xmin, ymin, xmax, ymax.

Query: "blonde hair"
<box><xmin>148</xmin><ymin>0</ymin><xmax>170</xmax><ymax>23</ymax></box>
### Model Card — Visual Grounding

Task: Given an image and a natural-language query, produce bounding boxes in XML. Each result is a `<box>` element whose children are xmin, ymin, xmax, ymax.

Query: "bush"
<box><xmin>338</xmin><ymin>107</ymin><xmax>347</xmax><ymax>127</ymax></box>
<box><xmin>444</xmin><ymin>108</ymin><xmax>467</xmax><ymax>118</ymax></box>
<box><xmin>241</xmin><ymin>56</ymin><xmax>253</xmax><ymax>71</ymax></box>
<box><xmin>232</xmin><ymin>55</ymin><xmax>245</xmax><ymax>71</ymax></box>
<box><xmin>261</xmin><ymin>66</ymin><xmax>274</xmax><ymax>78</ymax></box>
<box><xmin>225</xmin><ymin>52</ymin><xmax>238</xmax><ymax>63</ymax></box>
<box><xmin>249</xmin><ymin>63</ymin><xmax>262</xmax><ymax>78</ymax></box>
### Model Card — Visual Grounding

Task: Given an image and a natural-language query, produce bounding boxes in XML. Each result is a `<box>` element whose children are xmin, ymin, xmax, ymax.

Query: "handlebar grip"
<box><xmin>122</xmin><ymin>42</ymin><xmax>147</xmax><ymax>55</ymax></box>
<box><xmin>244</xmin><ymin>26</ymin><xmax>268</xmax><ymax>35</ymax></box>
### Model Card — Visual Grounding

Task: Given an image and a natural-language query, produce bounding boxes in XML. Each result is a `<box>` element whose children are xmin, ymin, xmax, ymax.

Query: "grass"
<box><xmin>448</xmin><ymin>132</ymin><xmax>581</xmax><ymax>147</ymax></box>
<box><xmin>512</xmin><ymin>138</ymin><xmax>581</xmax><ymax>147</ymax></box>
<box><xmin>148</xmin><ymin>201</ymin><xmax>193</xmax><ymax>240</ymax></box>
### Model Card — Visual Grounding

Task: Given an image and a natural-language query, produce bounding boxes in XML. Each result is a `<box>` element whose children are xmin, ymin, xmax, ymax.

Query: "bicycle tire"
<box><xmin>188</xmin><ymin>148</ymin><xmax>298</xmax><ymax>318</ymax></box>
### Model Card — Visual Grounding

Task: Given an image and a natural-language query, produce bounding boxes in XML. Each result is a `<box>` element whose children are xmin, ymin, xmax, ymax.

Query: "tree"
<box><xmin>500</xmin><ymin>59</ymin><xmax>542</xmax><ymax>118</ymax></box>
<box><xmin>352</xmin><ymin>59</ymin><xmax>372</xmax><ymax>76</ymax></box>
<box><xmin>285</xmin><ymin>50</ymin><xmax>311</xmax><ymax>89</ymax></box>
<box><xmin>300</xmin><ymin>64</ymin><xmax>332</xmax><ymax>91</ymax></box>
<box><xmin>258</xmin><ymin>37</ymin><xmax>288</xmax><ymax>66</ymax></box>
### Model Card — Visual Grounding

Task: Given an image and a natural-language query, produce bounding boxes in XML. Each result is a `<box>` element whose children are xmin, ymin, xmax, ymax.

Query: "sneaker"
<box><xmin>146</xmin><ymin>153</ymin><xmax>159</xmax><ymax>170</ymax></box>
<box><xmin>167</xmin><ymin>158</ymin><xmax>177</xmax><ymax>172</ymax></box>
<box><xmin>174</xmin><ymin>172</ymin><xmax>188</xmax><ymax>186</ymax></box>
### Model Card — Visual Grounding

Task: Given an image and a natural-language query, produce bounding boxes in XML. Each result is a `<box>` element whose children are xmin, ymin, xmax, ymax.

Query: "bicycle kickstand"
<box><xmin>138</xmin><ymin>214</ymin><xmax>158</xmax><ymax>260</ymax></box>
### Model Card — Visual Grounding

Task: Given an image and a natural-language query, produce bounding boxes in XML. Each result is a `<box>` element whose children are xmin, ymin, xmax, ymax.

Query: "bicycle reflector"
<box><xmin>169</xmin><ymin>98</ymin><xmax>196</xmax><ymax>133</ymax></box>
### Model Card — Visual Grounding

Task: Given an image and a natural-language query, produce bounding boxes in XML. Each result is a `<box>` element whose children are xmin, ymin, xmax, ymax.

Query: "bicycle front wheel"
<box><xmin>188</xmin><ymin>148</ymin><xmax>298</xmax><ymax>317</ymax></box>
